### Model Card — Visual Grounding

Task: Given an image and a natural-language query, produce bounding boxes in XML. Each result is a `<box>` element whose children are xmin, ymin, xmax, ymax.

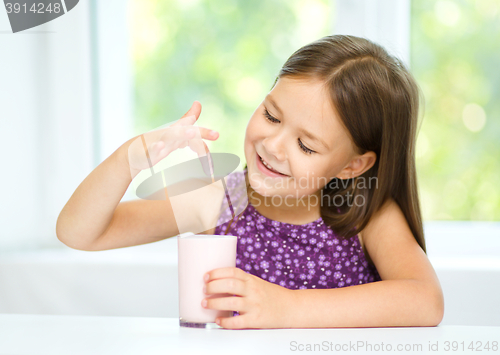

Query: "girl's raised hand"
<box><xmin>126</xmin><ymin>101</ymin><xmax>219</xmax><ymax>176</ymax></box>
<box><xmin>202</xmin><ymin>267</ymin><xmax>296</xmax><ymax>329</ymax></box>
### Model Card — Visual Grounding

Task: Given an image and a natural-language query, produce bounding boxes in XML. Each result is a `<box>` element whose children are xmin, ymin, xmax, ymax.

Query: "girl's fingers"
<box><xmin>176</xmin><ymin>114</ymin><xmax>197</xmax><ymax>127</ymax></box>
<box><xmin>205</xmin><ymin>278</ymin><xmax>247</xmax><ymax>297</ymax></box>
<box><xmin>189</xmin><ymin>137</ymin><xmax>206</xmax><ymax>157</ymax></box>
<box><xmin>179</xmin><ymin>126</ymin><xmax>218</xmax><ymax>177</ymax></box>
<box><xmin>205</xmin><ymin>267</ymin><xmax>249</xmax><ymax>282</ymax></box>
<box><xmin>202</xmin><ymin>294</ymin><xmax>245</xmax><ymax>312</ymax></box>
<box><xmin>170</xmin><ymin>125</ymin><xmax>217</xmax><ymax>141</ymax></box>
<box><xmin>179</xmin><ymin>101</ymin><xmax>202</xmax><ymax>123</ymax></box>
<box><xmin>171</xmin><ymin>99</ymin><xmax>201</xmax><ymax>127</ymax></box>
<box><xmin>162</xmin><ymin>117</ymin><xmax>217</xmax><ymax>142</ymax></box>
<box><xmin>144</xmin><ymin>124</ymin><xmax>218</xmax><ymax>169</ymax></box>
<box><xmin>207</xmin><ymin>129</ymin><xmax>219</xmax><ymax>140</ymax></box>
<box><xmin>217</xmin><ymin>314</ymin><xmax>245</xmax><ymax>330</ymax></box>
<box><xmin>185</xmin><ymin>126</ymin><xmax>218</xmax><ymax>140</ymax></box>
<box><xmin>188</xmin><ymin>138</ymin><xmax>213</xmax><ymax>178</ymax></box>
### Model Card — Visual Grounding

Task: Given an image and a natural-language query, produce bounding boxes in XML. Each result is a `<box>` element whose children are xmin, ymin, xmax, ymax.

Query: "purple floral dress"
<box><xmin>214</xmin><ymin>170</ymin><xmax>381</xmax><ymax>311</ymax></box>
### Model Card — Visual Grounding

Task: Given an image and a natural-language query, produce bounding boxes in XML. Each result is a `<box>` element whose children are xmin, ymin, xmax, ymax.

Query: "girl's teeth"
<box><xmin>260</xmin><ymin>156</ymin><xmax>283</xmax><ymax>174</ymax></box>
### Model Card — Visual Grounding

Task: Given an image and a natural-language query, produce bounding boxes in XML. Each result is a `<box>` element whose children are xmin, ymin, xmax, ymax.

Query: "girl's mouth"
<box><xmin>256</xmin><ymin>152</ymin><xmax>289</xmax><ymax>177</ymax></box>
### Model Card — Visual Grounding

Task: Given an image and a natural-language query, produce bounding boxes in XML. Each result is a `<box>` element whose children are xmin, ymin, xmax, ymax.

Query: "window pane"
<box><xmin>411</xmin><ymin>0</ymin><xmax>500</xmax><ymax>221</ymax></box>
<box><xmin>128</xmin><ymin>0</ymin><xmax>333</xmax><ymax>165</ymax></box>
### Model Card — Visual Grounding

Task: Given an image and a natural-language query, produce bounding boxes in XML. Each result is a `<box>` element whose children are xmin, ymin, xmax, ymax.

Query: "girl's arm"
<box><xmin>56</xmin><ymin>102</ymin><xmax>219</xmax><ymax>251</ymax></box>
<box><xmin>203</xmin><ymin>198</ymin><xmax>444</xmax><ymax>329</ymax></box>
<box><xmin>56</xmin><ymin>139</ymin><xmax>178</xmax><ymax>251</ymax></box>
<box><xmin>287</xmin><ymin>198</ymin><xmax>444</xmax><ymax>328</ymax></box>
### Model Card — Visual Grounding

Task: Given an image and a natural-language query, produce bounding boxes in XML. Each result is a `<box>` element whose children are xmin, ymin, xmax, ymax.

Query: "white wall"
<box><xmin>0</xmin><ymin>3</ymin><xmax>94</xmax><ymax>251</ymax></box>
<box><xmin>0</xmin><ymin>1</ymin><xmax>133</xmax><ymax>251</ymax></box>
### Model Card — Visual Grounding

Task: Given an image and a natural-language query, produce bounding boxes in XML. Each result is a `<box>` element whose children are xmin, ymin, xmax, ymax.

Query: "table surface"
<box><xmin>0</xmin><ymin>314</ymin><xmax>498</xmax><ymax>355</ymax></box>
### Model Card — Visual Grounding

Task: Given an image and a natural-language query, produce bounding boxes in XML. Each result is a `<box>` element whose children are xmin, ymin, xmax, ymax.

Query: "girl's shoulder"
<box><xmin>359</xmin><ymin>198</ymin><xmax>425</xmax><ymax>277</ymax></box>
<box><xmin>357</xmin><ymin>198</ymin><xmax>397</xmax><ymax>264</ymax></box>
<box><xmin>359</xmin><ymin>198</ymin><xmax>398</xmax><ymax>242</ymax></box>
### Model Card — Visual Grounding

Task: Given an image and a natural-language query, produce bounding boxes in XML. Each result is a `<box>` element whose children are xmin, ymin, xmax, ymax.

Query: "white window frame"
<box><xmin>92</xmin><ymin>0</ymin><xmax>135</xmax><ymax>201</ymax></box>
<box><xmin>333</xmin><ymin>0</ymin><xmax>411</xmax><ymax>66</ymax></box>
<box><xmin>92</xmin><ymin>0</ymin><xmax>133</xmax><ymax>165</ymax></box>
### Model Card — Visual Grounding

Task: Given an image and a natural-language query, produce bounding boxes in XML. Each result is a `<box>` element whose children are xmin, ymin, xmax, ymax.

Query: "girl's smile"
<box><xmin>244</xmin><ymin>76</ymin><xmax>361</xmax><ymax>200</ymax></box>
<box><xmin>256</xmin><ymin>151</ymin><xmax>290</xmax><ymax>177</ymax></box>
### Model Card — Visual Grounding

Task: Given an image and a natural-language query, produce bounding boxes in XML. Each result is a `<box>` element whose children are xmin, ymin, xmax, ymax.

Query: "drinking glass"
<box><xmin>177</xmin><ymin>234</ymin><xmax>237</xmax><ymax>328</ymax></box>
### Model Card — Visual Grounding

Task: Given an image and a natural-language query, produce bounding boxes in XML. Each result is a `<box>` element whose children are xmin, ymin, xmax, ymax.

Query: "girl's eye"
<box><xmin>298</xmin><ymin>139</ymin><xmax>315</xmax><ymax>154</ymax></box>
<box><xmin>263</xmin><ymin>108</ymin><xmax>315</xmax><ymax>155</ymax></box>
<box><xmin>264</xmin><ymin>109</ymin><xmax>280</xmax><ymax>123</ymax></box>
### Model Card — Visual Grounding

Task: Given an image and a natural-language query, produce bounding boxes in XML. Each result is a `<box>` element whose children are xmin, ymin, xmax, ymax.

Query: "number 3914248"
<box><xmin>5</xmin><ymin>3</ymin><xmax>62</xmax><ymax>14</ymax></box>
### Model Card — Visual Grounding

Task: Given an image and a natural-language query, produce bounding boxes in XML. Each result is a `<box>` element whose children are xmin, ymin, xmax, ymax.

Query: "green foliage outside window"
<box><xmin>128</xmin><ymin>0</ymin><xmax>333</xmax><ymax>166</ymax></box>
<box><xmin>411</xmin><ymin>0</ymin><xmax>500</xmax><ymax>220</ymax></box>
<box><xmin>128</xmin><ymin>0</ymin><xmax>500</xmax><ymax>221</ymax></box>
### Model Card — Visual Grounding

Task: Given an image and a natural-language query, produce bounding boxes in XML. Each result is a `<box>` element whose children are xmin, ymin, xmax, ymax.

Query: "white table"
<box><xmin>0</xmin><ymin>314</ymin><xmax>498</xmax><ymax>355</ymax></box>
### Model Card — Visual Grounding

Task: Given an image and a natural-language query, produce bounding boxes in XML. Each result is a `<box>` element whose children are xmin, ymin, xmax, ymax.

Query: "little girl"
<box><xmin>57</xmin><ymin>35</ymin><xmax>444</xmax><ymax>330</ymax></box>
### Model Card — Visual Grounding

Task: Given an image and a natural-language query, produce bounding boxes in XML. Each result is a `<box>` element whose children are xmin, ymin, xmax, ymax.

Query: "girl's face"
<box><xmin>244</xmin><ymin>76</ymin><xmax>362</xmax><ymax>199</ymax></box>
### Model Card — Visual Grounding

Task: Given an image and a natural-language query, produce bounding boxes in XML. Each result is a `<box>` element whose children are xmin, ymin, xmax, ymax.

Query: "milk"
<box><xmin>177</xmin><ymin>234</ymin><xmax>237</xmax><ymax>327</ymax></box>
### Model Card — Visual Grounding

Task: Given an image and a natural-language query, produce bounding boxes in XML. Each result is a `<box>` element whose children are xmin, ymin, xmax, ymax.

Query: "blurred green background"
<box><xmin>127</xmin><ymin>0</ymin><xmax>332</xmax><ymax>164</ymax></box>
<box><xmin>411</xmin><ymin>0</ymin><xmax>500</xmax><ymax>221</ymax></box>
<box><xmin>128</xmin><ymin>0</ymin><xmax>499</xmax><ymax>221</ymax></box>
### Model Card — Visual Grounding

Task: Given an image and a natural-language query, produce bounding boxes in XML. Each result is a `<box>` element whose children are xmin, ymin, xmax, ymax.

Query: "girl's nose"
<box><xmin>262</xmin><ymin>133</ymin><xmax>286</xmax><ymax>162</ymax></box>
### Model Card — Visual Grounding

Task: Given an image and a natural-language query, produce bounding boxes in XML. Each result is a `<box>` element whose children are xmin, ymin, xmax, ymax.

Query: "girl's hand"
<box><xmin>202</xmin><ymin>267</ymin><xmax>296</xmax><ymax>329</ymax></box>
<box><xmin>126</xmin><ymin>101</ymin><xmax>219</xmax><ymax>176</ymax></box>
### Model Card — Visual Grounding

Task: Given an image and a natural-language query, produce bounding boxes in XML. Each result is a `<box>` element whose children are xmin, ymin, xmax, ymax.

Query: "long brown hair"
<box><xmin>271</xmin><ymin>34</ymin><xmax>426</xmax><ymax>254</ymax></box>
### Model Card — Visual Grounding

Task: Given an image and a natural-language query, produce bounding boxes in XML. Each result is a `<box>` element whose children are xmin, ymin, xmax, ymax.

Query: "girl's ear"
<box><xmin>337</xmin><ymin>151</ymin><xmax>377</xmax><ymax>179</ymax></box>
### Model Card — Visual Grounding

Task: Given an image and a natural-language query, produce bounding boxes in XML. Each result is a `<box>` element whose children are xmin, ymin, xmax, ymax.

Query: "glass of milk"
<box><xmin>177</xmin><ymin>233</ymin><xmax>237</xmax><ymax>328</ymax></box>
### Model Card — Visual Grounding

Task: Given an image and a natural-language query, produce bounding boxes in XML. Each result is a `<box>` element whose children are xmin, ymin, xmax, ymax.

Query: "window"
<box><xmin>411</xmin><ymin>0</ymin><xmax>500</xmax><ymax>221</ymax></box>
<box><xmin>127</xmin><ymin>0</ymin><xmax>334</xmax><ymax>166</ymax></box>
<box><xmin>2</xmin><ymin>0</ymin><xmax>496</xmax><ymax>252</ymax></box>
